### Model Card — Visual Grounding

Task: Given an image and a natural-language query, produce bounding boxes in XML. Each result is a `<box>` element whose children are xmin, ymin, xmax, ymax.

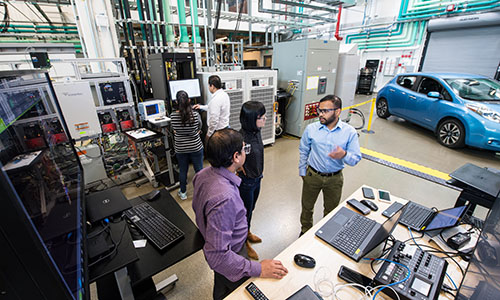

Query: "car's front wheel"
<box><xmin>437</xmin><ymin>119</ymin><xmax>465</xmax><ymax>148</ymax></box>
<box><xmin>376</xmin><ymin>98</ymin><xmax>390</xmax><ymax>119</ymax></box>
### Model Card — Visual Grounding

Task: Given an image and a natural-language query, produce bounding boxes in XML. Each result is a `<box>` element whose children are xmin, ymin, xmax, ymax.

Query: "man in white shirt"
<box><xmin>193</xmin><ymin>75</ymin><xmax>230</xmax><ymax>138</ymax></box>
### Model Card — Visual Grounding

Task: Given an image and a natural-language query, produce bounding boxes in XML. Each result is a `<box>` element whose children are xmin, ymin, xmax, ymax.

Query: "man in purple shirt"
<box><xmin>193</xmin><ymin>128</ymin><xmax>288</xmax><ymax>299</ymax></box>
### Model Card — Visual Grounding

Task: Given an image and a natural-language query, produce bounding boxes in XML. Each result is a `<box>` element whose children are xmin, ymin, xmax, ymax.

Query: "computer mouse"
<box><xmin>361</xmin><ymin>200</ymin><xmax>378</xmax><ymax>211</ymax></box>
<box><xmin>294</xmin><ymin>253</ymin><xmax>316</xmax><ymax>268</ymax></box>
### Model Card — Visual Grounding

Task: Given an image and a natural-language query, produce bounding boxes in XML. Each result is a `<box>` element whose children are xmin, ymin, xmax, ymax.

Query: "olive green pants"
<box><xmin>300</xmin><ymin>167</ymin><xmax>343</xmax><ymax>233</ymax></box>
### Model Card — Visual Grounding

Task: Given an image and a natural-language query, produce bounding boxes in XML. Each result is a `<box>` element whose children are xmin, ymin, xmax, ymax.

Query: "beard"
<box><xmin>319</xmin><ymin>114</ymin><xmax>337</xmax><ymax>126</ymax></box>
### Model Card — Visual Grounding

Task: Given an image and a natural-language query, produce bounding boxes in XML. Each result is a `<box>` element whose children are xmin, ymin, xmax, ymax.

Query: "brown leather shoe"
<box><xmin>247</xmin><ymin>231</ymin><xmax>262</xmax><ymax>243</ymax></box>
<box><xmin>246</xmin><ymin>240</ymin><xmax>259</xmax><ymax>260</ymax></box>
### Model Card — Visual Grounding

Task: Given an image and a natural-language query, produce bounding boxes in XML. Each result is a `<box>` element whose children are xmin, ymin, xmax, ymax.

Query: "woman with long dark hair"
<box><xmin>238</xmin><ymin>101</ymin><xmax>266</xmax><ymax>260</ymax></box>
<box><xmin>171</xmin><ymin>90</ymin><xmax>204</xmax><ymax>200</ymax></box>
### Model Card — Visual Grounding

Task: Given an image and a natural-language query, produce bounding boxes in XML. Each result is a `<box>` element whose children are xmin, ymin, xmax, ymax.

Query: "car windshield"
<box><xmin>445</xmin><ymin>78</ymin><xmax>500</xmax><ymax>101</ymax></box>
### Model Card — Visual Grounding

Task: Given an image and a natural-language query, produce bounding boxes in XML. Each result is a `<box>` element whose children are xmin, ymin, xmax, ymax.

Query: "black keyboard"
<box><xmin>331</xmin><ymin>214</ymin><xmax>376</xmax><ymax>255</ymax></box>
<box><xmin>399</xmin><ymin>202</ymin><xmax>433</xmax><ymax>230</ymax></box>
<box><xmin>124</xmin><ymin>202</ymin><xmax>184</xmax><ymax>250</ymax></box>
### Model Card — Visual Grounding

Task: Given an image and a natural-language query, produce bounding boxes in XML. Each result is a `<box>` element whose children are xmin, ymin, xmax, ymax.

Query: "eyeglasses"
<box><xmin>257</xmin><ymin>115</ymin><xmax>267</xmax><ymax>120</ymax></box>
<box><xmin>242</xmin><ymin>144</ymin><xmax>251</xmax><ymax>155</ymax></box>
<box><xmin>317</xmin><ymin>108</ymin><xmax>340</xmax><ymax>114</ymax></box>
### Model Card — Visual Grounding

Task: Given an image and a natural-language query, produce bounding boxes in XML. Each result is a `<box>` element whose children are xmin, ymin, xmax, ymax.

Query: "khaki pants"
<box><xmin>300</xmin><ymin>167</ymin><xmax>343</xmax><ymax>233</ymax></box>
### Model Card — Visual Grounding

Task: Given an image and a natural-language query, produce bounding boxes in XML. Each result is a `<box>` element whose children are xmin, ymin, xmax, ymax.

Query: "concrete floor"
<box><xmin>91</xmin><ymin>94</ymin><xmax>500</xmax><ymax>299</ymax></box>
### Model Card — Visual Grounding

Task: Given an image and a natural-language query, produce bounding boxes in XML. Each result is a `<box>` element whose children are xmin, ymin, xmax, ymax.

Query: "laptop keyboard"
<box><xmin>331</xmin><ymin>214</ymin><xmax>377</xmax><ymax>255</ymax></box>
<box><xmin>399</xmin><ymin>202</ymin><xmax>433</xmax><ymax>230</ymax></box>
<box><xmin>124</xmin><ymin>202</ymin><xmax>184</xmax><ymax>250</ymax></box>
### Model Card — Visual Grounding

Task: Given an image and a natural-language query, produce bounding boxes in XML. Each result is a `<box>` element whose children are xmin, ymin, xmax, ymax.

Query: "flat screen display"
<box><xmin>146</xmin><ymin>104</ymin><xmax>159</xmax><ymax>115</ymax></box>
<box><xmin>169</xmin><ymin>79</ymin><xmax>201</xmax><ymax>100</ymax></box>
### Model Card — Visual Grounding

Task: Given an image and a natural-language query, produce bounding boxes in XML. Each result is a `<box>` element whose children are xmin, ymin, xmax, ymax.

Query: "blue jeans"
<box><xmin>176</xmin><ymin>149</ymin><xmax>204</xmax><ymax>193</ymax></box>
<box><xmin>238</xmin><ymin>176</ymin><xmax>262</xmax><ymax>229</ymax></box>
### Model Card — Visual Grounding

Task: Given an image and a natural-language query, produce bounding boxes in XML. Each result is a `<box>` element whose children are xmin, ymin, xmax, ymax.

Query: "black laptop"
<box><xmin>315</xmin><ymin>204</ymin><xmax>406</xmax><ymax>262</ymax></box>
<box><xmin>398</xmin><ymin>202</ymin><xmax>468</xmax><ymax>232</ymax></box>
<box><xmin>86</xmin><ymin>187</ymin><xmax>132</xmax><ymax>223</ymax></box>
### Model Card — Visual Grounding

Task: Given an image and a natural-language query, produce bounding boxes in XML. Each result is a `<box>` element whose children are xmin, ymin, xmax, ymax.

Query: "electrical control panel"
<box><xmin>98</xmin><ymin>111</ymin><xmax>118</xmax><ymax>133</ymax></box>
<box><xmin>22</xmin><ymin>123</ymin><xmax>46</xmax><ymax>150</ymax></box>
<box><xmin>116</xmin><ymin>108</ymin><xmax>135</xmax><ymax>131</ymax></box>
<box><xmin>99</xmin><ymin>82</ymin><xmax>128</xmax><ymax>106</ymax></box>
<box><xmin>273</xmin><ymin>39</ymin><xmax>340</xmax><ymax>136</ymax></box>
<box><xmin>53</xmin><ymin>81</ymin><xmax>102</xmax><ymax>139</ymax></box>
<box><xmin>304</xmin><ymin>102</ymin><xmax>319</xmax><ymax>121</ymax></box>
<box><xmin>222</xmin><ymin>79</ymin><xmax>240</xmax><ymax>90</ymax></box>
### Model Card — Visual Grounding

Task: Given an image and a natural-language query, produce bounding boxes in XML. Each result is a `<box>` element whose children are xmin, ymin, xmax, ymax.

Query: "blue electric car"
<box><xmin>376</xmin><ymin>73</ymin><xmax>500</xmax><ymax>151</ymax></box>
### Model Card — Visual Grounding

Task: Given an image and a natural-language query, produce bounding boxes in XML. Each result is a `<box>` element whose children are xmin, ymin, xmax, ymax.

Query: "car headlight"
<box><xmin>466</xmin><ymin>103</ymin><xmax>500</xmax><ymax>123</ymax></box>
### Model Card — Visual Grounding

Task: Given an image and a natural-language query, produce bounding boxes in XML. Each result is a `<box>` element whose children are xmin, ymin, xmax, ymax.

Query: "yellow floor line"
<box><xmin>361</xmin><ymin>147</ymin><xmax>451</xmax><ymax>181</ymax></box>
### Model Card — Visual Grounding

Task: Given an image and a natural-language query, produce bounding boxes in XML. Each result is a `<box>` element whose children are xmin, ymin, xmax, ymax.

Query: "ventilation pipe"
<box><xmin>190</xmin><ymin>0</ymin><xmax>202</xmax><ymax>44</ymax></box>
<box><xmin>161</xmin><ymin>0</ymin><xmax>175</xmax><ymax>46</ymax></box>
<box><xmin>177</xmin><ymin>0</ymin><xmax>190</xmax><ymax>45</ymax></box>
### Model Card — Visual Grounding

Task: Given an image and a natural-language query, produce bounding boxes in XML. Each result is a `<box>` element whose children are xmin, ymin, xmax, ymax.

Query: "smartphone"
<box><xmin>337</xmin><ymin>265</ymin><xmax>373</xmax><ymax>291</ymax></box>
<box><xmin>362</xmin><ymin>187</ymin><xmax>375</xmax><ymax>199</ymax></box>
<box><xmin>378</xmin><ymin>190</ymin><xmax>392</xmax><ymax>203</ymax></box>
<box><xmin>382</xmin><ymin>202</ymin><xmax>404</xmax><ymax>218</ymax></box>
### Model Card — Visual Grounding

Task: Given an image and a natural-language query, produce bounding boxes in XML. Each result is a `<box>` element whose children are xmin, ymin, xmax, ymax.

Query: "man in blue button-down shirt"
<box><xmin>299</xmin><ymin>95</ymin><xmax>362</xmax><ymax>234</ymax></box>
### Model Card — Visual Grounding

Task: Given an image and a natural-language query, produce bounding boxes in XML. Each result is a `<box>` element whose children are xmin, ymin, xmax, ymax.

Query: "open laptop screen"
<box><xmin>364</xmin><ymin>203</ymin><xmax>407</xmax><ymax>256</ymax></box>
<box><xmin>424</xmin><ymin>205</ymin><xmax>467</xmax><ymax>231</ymax></box>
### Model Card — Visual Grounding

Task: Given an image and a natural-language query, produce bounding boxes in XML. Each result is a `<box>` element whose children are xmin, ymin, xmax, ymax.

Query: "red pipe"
<box><xmin>335</xmin><ymin>3</ymin><xmax>343</xmax><ymax>41</ymax></box>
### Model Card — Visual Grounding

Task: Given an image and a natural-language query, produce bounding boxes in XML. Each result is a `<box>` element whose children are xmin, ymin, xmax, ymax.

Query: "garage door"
<box><xmin>420</xmin><ymin>12</ymin><xmax>500</xmax><ymax>78</ymax></box>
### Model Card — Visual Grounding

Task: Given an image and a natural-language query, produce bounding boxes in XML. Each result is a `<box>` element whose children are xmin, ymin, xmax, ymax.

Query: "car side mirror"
<box><xmin>427</xmin><ymin>91</ymin><xmax>440</xmax><ymax>99</ymax></box>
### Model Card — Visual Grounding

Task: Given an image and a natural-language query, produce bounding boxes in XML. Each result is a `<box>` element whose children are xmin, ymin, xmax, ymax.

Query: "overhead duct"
<box><xmin>258</xmin><ymin>0</ymin><xmax>338</xmax><ymax>23</ymax></box>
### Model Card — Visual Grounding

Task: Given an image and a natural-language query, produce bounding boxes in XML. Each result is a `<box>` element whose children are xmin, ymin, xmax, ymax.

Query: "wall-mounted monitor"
<box><xmin>168</xmin><ymin>78</ymin><xmax>201</xmax><ymax>100</ymax></box>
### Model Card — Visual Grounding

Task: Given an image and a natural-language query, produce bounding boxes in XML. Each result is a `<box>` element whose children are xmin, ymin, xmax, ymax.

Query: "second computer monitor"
<box><xmin>169</xmin><ymin>79</ymin><xmax>201</xmax><ymax>100</ymax></box>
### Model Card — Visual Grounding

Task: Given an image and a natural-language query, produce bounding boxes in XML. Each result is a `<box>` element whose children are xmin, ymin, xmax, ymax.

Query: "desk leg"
<box><xmin>162</xmin><ymin>128</ymin><xmax>178</xmax><ymax>191</ymax></box>
<box><xmin>137</xmin><ymin>143</ymin><xmax>159</xmax><ymax>188</ymax></box>
<box><xmin>96</xmin><ymin>267</ymin><xmax>135</xmax><ymax>300</ymax></box>
<box><xmin>115</xmin><ymin>268</ymin><xmax>135</xmax><ymax>300</ymax></box>
<box><xmin>132</xmin><ymin>276</ymin><xmax>177</xmax><ymax>300</ymax></box>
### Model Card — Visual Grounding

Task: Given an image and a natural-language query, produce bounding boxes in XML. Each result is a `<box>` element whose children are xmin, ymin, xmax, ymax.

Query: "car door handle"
<box><xmin>389</xmin><ymin>89</ymin><xmax>395</xmax><ymax>92</ymax></box>
<box><xmin>409</xmin><ymin>95</ymin><xmax>416</xmax><ymax>100</ymax></box>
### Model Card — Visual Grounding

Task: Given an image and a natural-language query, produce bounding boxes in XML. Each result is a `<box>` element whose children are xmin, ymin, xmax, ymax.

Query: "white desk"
<box><xmin>226</xmin><ymin>185</ymin><xmax>464</xmax><ymax>300</ymax></box>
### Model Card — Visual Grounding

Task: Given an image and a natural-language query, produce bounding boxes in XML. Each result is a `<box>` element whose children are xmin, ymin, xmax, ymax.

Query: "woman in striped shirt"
<box><xmin>171</xmin><ymin>90</ymin><xmax>204</xmax><ymax>200</ymax></box>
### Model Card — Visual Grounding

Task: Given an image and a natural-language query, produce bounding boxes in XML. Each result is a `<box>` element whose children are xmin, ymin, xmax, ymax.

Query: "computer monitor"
<box><xmin>456</xmin><ymin>189</ymin><xmax>500</xmax><ymax>300</ymax></box>
<box><xmin>138</xmin><ymin>100</ymin><xmax>166</xmax><ymax>120</ymax></box>
<box><xmin>168</xmin><ymin>78</ymin><xmax>202</xmax><ymax>100</ymax></box>
<box><xmin>0</xmin><ymin>70</ymin><xmax>88</xmax><ymax>300</ymax></box>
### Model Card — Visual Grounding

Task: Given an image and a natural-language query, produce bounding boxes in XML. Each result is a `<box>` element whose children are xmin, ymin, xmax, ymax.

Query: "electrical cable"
<box><xmin>363</xmin><ymin>258</ymin><xmax>411</xmax><ymax>300</ymax></box>
<box><xmin>445</xmin><ymin>272</ymin><xmax>458</xmax><ymax>290</ymax></box>
<box><xmin>408</xmin><ymin>227</ymin><xmax>423</xmax><ymax>251</ymax></box>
